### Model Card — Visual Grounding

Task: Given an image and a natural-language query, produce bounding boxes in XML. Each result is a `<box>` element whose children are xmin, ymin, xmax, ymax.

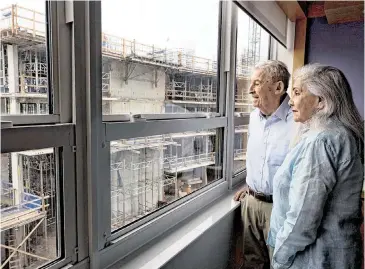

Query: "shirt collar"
<box><xmin>273</xmin><ymin>93</ymin><xmax>291</xmax><ymax>121</ymax></box>
<box><xmin>258</xmin><ymin>93</ymin><xmax>291</xmax><ymax>121</ymax></box>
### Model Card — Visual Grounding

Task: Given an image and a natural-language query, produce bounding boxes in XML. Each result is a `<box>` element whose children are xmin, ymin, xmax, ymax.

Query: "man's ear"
<box><xmin>274</xmin><ymin>81</ymin><xmax>285</xmax><ymax>95</ymax></box>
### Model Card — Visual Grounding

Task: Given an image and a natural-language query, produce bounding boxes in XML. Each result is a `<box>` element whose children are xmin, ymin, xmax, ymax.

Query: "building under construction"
<box><xmin>0</xmin><ymin>4</ymin><xmax>262</xmax><ymax>267</ymax></box>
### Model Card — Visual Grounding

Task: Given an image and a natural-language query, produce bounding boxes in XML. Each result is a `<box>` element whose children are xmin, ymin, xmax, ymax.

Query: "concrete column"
<box><xmin>11</xmin><ymin>153</ymin><xmax>23</xmax><ymax>204</ymax></box>
<box><xmin>35</xmin><ymin>51</ymin><xmax>39</xmax><ymax>93</ymax></box>
<box><xmin>202</xmin><ymin>167</ymin><xmax>208</xmax><ymax>186</ymax></box>
<box><xmin>7</xmin><ymin>45</ymin><xmax>18</xmax><ymax>94</ymax></box>
<box><xmin>7</xmin><ymin>45</ymin><xmax>19</xmax><ymax>114</ymax></box>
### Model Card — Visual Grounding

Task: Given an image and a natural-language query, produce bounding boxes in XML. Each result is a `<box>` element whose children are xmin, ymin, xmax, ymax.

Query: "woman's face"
<box><xmin>288</xmin><ymin>80</ymin><xmax>321</xmax><ymax>123</ymax></box>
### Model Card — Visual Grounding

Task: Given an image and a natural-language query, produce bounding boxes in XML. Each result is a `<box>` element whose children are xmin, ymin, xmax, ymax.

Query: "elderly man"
<box><xmin>233</xmin><ymin>60</ymin><xmax>293</xmax><ymax>269</ymax></box>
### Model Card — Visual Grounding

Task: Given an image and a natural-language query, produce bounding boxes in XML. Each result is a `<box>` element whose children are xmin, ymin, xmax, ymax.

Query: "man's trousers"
<box><xmin>241</xmin><ymin>194</ymin><xmax>273</xmax><ymax>269</ymax></box>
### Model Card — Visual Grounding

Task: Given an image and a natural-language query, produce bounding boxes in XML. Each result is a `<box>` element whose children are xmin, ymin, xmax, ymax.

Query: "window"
<box><xmin>1</xmin><ymin>1</ymin><xmax>77</xmax><ymax>269</ymax></box>
<box><xmin>1</xmin><ymin>149</ymin><xmax>60</xmax><ymax>269</ymax></box>
<box><xmin>1</xmin><ymin>97</ymin><xmax>10</xmax><ymax>114</ymax></box>
<box><xmin>0</xmin><ymin>1</ymin><xmax>50</xmax><ymax>116</ymax></box>
<box><xmin>1</xmin><ymin>1</ymin><xmax>281</xmax><ymax>268</ymax></box>
<box><xmin>233</xmin><ymin>9</ymin><xmax>270</xmax><ymax>174</ymax></box>
<box><xmin>110</xmin><ymin>129</ymin><xmax>221</xmax><ymax>230</ymax></box>
<box><xmin>99</xmin><ymin>0</ymin><xmax>225</xmax><ymax>237</ymax></box>
<box><xmin>101</xmin><ymin>0</ymin><xmax>219</xmax><ymax>116</ymax></box>
<box><xmin>40</xmin><ymin>103</ymin><xmax>48</xmax><ymax>114</ymax></box>
<box><xmin>20</xmin><ymin>103</ymin><xmax>37</xmax><ymax>114</ymax></box>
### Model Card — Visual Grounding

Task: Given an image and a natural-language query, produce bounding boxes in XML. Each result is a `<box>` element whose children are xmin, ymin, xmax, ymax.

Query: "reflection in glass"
<box><xmin>1</xmin><ymin>149</ymin><xmax>59</xmax><ymax>268</ymax></box>
<box><xmin>110</xmin><ymin>130</ymin><xmax>221</xmax><ymax>230</ymax></box>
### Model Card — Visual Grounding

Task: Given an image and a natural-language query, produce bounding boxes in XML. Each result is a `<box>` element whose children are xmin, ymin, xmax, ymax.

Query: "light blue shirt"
<box><xmin>246</xmin><ymin>94</ymin><xmax>294</xmax><ymax>194</ymax></box>
<box><xmin>268</xmin><ymin>124</ymin><xmax>363</xmax><ymax>269</ymax></box>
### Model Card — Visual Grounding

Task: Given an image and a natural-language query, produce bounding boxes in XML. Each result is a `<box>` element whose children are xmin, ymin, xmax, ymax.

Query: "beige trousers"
<box><xmin>241</xmin><ymin>194</ymin><xmax>273</xmax><ymax>269</ymax></box>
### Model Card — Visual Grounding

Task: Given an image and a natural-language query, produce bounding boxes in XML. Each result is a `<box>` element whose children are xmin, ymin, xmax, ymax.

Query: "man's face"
<box><xmin>249</xmin><ymin>69</ymin><xmax>278</xmax><ymax>116</ymax></box>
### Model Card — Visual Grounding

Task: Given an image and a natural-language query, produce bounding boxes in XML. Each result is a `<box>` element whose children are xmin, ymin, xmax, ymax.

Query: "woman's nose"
<box><xmin>288</xmin><ymin>99</ymin><xmax>293</xmax><ymax>107</ymax></box>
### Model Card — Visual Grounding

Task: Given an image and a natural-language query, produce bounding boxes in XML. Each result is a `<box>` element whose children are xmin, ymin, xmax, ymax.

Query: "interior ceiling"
<box><xmin>307</xmin><ymin>1</ymin><xmax>364</xmax><ymax>24</ymax></box>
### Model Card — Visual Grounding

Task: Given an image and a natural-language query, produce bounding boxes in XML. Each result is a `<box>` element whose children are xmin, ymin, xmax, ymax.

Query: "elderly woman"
<box><xmin>268</xmin><ymin>64</ymin><xmax>364</xmax><ymax>269</ymax></box>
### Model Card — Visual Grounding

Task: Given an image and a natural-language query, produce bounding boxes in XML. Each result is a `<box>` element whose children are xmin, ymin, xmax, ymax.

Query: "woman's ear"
<box><xmin>275</xmin><ymin>81</ymin><xmax>285</xmax><ymax>95</ymax></box>
<box><xmin>317</xmin><ymin>96</ymin><xmax>325</xmax><ymax>110</ymax></box>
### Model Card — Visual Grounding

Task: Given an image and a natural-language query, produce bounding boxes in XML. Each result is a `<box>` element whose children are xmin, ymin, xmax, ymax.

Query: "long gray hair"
<box><xmin>291</xmin><ymin>64</ymin><xmax>364</xmax><ymax>153</ymax></box>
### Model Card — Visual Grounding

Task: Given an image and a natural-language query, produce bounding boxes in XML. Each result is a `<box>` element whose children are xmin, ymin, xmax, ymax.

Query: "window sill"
<box><xmin>109</xmin><ymin>183</ymin><xmax>244</xmax><ymax>269</ymax></box>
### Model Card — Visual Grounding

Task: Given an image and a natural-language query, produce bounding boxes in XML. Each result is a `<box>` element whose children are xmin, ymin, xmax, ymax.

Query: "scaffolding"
<box><xmin>235</xmin><ymin>17</ymin><xmax>262</xmax><ymax>113</ymax></box>
<box><xmin>0</xmin><ymin>4</ymin><xmax>255</xmax><ymax>236</ymax></box>
<box><xmin>109</xmin><ymin>130</ymin><xmax>217</xmax><ymax>230</ymax></box>
<box><xmin>238</xmin><ymin>17</ymin><xmax>262</xmax><ymax>71</ymax></box>
<box><xmin>0</xmin><ymin>150</ymin><xmax>57</xmax><ymax>269</ymax></box>
<box><xmin>0</xmin><ymin>45</ymin><xmax>8</xmax><ymax>93</ymax></box>
<box><xmin>0</xmin><ymin>5</ymin><xmax>45</xmax><ymax>46</ymax></box>
<box><xmin>110</xmin><ymin>135</ymin><xmax>178</xmax><ymax>229</ymax></box>
<box><xmin>19</xmin><ymin>49</ymin><xmax>48</xmax><ymax>94</ymax></box>
<box><xmin>0</xmin><ymin>4</ymin><xmax>260</xmax><ymax>114</ymax></box>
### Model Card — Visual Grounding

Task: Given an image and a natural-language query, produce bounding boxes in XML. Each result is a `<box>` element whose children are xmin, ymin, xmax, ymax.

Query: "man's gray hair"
<box><xmin>293</xmin><ymin>64</ymin><xmax>364</xmax><ymax>150</ymax></box>
<box><xmin>255</xmin><ymin>60</ymin><xmax>290</xmax><ymax>91</ymax></box>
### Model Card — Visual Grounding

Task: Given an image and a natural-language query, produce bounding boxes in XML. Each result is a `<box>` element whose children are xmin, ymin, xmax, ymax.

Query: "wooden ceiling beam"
<box><xmin>276</xmin><ymin>1</ymin><xmax>306</xmax><ymax>22</ymax></box>
<box><xmin>324</xmin><ymin>1</ymin><xmax>364</xmax><ymax>24</ymax></box>
<box><xmin>308</xmin><ymin>2</ymin><xmax>326</xmax><ymax>18</ymax></box>
<box><xmin>307</xmin><ymin>1</ymin><xmax>364</xmax><ymax>23</ymax></box>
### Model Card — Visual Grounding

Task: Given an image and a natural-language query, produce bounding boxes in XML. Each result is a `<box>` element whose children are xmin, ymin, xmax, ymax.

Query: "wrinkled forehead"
<box><xmin>250</xmin><ymin>68</ymin><xmax>267</xmax><ymax>82</ymax></box>
<box><xmin>291</xmin><ymin>78</ymin><xmax>312</xmax><ymax>96</ymax></box>
<box><xmin>292</xmin><ymin>76</ymin><xmax>304</xmax><ymax>92</ymax></box>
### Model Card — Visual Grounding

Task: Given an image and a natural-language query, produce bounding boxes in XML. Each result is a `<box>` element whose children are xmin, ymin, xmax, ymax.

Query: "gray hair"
<box><xmin>255</xmin><ymin>60</ymin><xmax>291</xmax><ymax>91</ymax></box>
<box><xmin>293</xmin><ymin>64</ymin><xmax>364</xmax><ymax>151</ymax></box>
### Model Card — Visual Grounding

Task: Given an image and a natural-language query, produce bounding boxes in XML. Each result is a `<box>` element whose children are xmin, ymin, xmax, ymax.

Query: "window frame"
<box><xmin>232</xmin><ymin>2</ymin><xmax>274</xmax><ymax>179</ymax></box>
<box><xmin>0</xmin><ymin>1</ymin><xmax>281</xmax><ymax>268</ymax></box>
<box><xmin>0</xmin><ymin>0</ymin><xmax>73</xmax><ymax>125</ymax></box>
<box><xmin>0</xmin><ymin>1</ymin><xmax>79</xmax><ymax>269</ymax></box>
<box><xmin>81</xmin><ymin>2</ymin><xmax>237</xmax><ymax>267</ymax></box>
<box><xmin>1</xmin><ymin>125</ymin><xmax>78</xmax><ymax>269</ymax></box>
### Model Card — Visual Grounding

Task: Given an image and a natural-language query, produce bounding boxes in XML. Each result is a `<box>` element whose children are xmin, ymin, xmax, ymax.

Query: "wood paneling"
<box><xmin>276</xmin><ymin>1</ymin><xmax>306</xmax><ymax>22</ymax></box>
<box><xmin>292</xmin><ymin>18</ymin><xmax>307</xmax><ymax>79</ymax></box>
<box><xmin>308</xmin><ymin>2</ymin><xmax>326</xmax><ymax>18</ymax></box>
<box><xmin>308</xmin><ymin>1</ymin><xmax>364</xmax><ymax>24</ymax></box>
<box><xmin>324</xmin><ymin>1</ymin><xmax>364</xmax><ymax>24</ymax></box>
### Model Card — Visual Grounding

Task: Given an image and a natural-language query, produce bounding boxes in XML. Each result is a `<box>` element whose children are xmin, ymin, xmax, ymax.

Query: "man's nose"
<box><xmin>288</xmin><ymin>99</ymin><xmax>293</xmax><ymax>107</ymax></box>
<box><xmin>248</xmin><ymin>85</ymin><xmax>254</xmax><ymax>94</ymax></box>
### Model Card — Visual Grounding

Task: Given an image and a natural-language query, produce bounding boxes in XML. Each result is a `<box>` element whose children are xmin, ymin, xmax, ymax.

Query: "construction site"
<box><xmin>0</xmin><ymin>4</ymin><xmax>262</xmax><ymax>267</ymax></box>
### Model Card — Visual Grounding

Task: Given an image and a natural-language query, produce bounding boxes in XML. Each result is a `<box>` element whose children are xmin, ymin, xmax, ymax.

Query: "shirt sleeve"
<box><xmin>272</xmin><ymin>138</ymin><xmax>337</xmax><ymax>269</ymax></box>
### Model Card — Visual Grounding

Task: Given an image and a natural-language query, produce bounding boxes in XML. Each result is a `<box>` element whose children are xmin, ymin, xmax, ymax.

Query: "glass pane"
<box><xmin>0</xmin><ymin>0</ymin><xmax>50</xmax><ymax>115</ymax></box>
<box><xmin>233</xmin><ymin>124</ymin><xmax>248</xmax><ymax>174</ymax></box>
<box><xmin>1</xmin><ymin>149</ymin><xmax>60</xmax><ymax>268</ymax></box>
<box><xmin>110</xmin><ymin>129</ymin><xmax>221</xmax><ymax>231</ymax></box>
<box><xmin>101</xmin><ymin>0</ymin><xmax>219</xmax><ymax>115</ymax></box>
<box><xmin>233</xmin><ymin>10</ymin><xmax>270</xmax><ymax>175</ymax></box>
<box><xmin>235</xmin><ymin>12</ymin><xmax>270</xmax><ymax>114</ymax></box>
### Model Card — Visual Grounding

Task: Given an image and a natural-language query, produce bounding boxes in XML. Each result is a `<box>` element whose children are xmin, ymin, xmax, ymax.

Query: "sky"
<box><xmin>1</xmin><ymin>0</ymin><xmax>270</xmax><ymax>61</ymax></box>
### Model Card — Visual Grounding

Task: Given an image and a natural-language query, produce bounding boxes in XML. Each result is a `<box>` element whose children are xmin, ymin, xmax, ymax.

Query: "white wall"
<box><xmin>109</xmin><ymin>60</ymin><xmax>166</xmax><ymax>114</ymax></box>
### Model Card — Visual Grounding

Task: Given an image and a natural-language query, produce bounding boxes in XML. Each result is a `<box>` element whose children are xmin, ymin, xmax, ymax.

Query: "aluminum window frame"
<box><xmin>98</xmin><ymin>0</ymin><xmax>229</xmax><ymax>243</ymax></box>
<box><xmin>81</xmin><ymin>2</ymin><xmax>238</xmax><ymax>268</ymax></box>
<box><xmin>0</xmin><ymin>0</ymin><xmax>73</xmax><ymax>125</ymax></box>
<box><xmin>0</xmin><ymin>1</ymin><xmax>79</xmax><ymax>268</ymax></box>
<box><xmin>103</xmin><ymin>123</ymin><xmax>226</xmax><ymax>242</ymax></box>
<box><xmin>1</xmin><ymin>125</ymin><xmax>78</xmax><ymax>269</ymax></box>
<box><xmin>232</xmin><ymin>2</ymin><xmax>273</xmax><ymax>178</ymax></box>
<box><xmin>0</xmin><ymin>1</ymin><xmax>282</xmax><ymax>268</ymax></box>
